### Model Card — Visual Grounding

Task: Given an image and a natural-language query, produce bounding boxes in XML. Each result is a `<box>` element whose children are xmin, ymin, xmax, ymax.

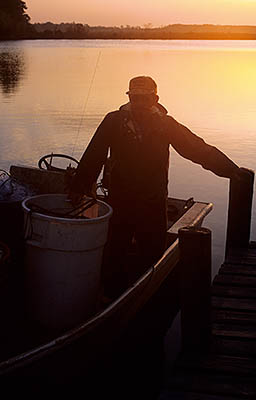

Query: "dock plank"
<box><xmin>176</xmin><ymin>353</ymin><xmax>256</xmax><ymax>376</ymax></box>
<box><xmin>212</xmin><ymin>323</ymin><xmax>256</xmax><ymax>340</ymax></box>
<box><xmin>166</xmin><ymin>372</ymin><xmax>256</xmax><ymax>398</ymax></box>
<box><xmin>213</xmin><ymin>275</ymin><xmax>256</xmax><ymax>287</ymax></box>
<box><xmin>212</xmin><ymin>296</ymin><xmax>256</xmax><ymax>311</ymax></box>
<box><xmin>160</xmin><ymin>392</ymin><xmax>243</xmax><ymax>400</ymax></box>
<box><xmin>225</xmin><ymin>254</ymin><xmax>256</xmax><ymax>266</ymax></box>
<box><xmin>211</xmin><ymin>285</ymin><xmax>256</xmax><ymax>299</ymax></box>
<box><xmin>219</xmin><ymin>264</ymin><xmax>256</xmax><ymax>276</ymax></box>
<box><xmin>226</xmin><ymin>246</ymin><xmax>256</xmax><ymax>259</ymax></box>
<box><xmin>211</xmin><ymin>309</ymin><xmax>256</xmax><ymax>325</ymax></box>
<box><xmin>212</xmin><ymin>336</ymin><xmax>256</xmax><ymax>357</ymax></box>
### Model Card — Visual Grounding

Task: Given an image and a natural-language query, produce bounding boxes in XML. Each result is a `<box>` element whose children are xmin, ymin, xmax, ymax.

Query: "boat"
<box><xmin>0</xmin><ymin>155</ymin><xmax>213</xmax><ymax>386</ymax></box>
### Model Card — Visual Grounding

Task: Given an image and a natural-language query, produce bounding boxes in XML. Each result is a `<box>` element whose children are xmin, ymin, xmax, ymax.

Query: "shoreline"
<box><xmin>2</xmin><ymin>36</ymin><xmax>256</xmax><ymax>41</ymax></box>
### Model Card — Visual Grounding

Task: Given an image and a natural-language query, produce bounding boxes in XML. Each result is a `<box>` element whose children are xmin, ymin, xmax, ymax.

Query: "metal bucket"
<box><xmin>22</xmin><ymin>194</ymin><xmax>113</xmax><ymax>333</ymax></box>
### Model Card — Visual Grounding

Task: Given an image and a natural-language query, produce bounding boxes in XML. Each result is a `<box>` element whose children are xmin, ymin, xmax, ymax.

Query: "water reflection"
<box><xmin>0</xmin><ymin>50</ymin><xmax>26</xmax><ymax>95</ymax></box>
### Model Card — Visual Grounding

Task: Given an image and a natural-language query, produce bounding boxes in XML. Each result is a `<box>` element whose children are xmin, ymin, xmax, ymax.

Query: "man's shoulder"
<box><xmin>164</xmin><ymin>113</ymin><xmax>177</xmax><ymax>123</ymax></box>
<box><xmin>104</xmin><ymin>109</ymin><xmax>123</xmax><ymax>122</ymax></box>
<box><xmin>106</xmin><ymin>109</ymin><xmax>120</xmax><ymax>116</ymax></box>
<box><xmin>96</xmin><ymin>110</ymin><xmax>121</xmax><ymax>130</ymax></box>
<box><xmin>162</xmin><ymin>114</ymin><xmax>183</xmax><ymax>131</ymax></box>
<box><xmin>158</xmin><ymin>113</ymin><xmax>177</xmax><ymax>129</ymax></box>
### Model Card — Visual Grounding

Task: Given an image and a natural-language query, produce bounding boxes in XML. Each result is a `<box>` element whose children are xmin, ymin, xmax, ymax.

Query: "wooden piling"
<box><xmin>226</xmin><ymin>168</ymin><xmax>254</xmax><ymax>256</ymax></box>
<box><xmin>178</xmin><ymin>226</ymin><xmax>212</xmax><ymax>353</ymax></box>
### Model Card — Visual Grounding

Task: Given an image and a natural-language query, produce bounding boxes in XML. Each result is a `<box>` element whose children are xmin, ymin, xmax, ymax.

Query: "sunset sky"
<box><xmin>25</xmin><ymin>0</ymin><xmax>256</xmax><ymax>27</ymax></box>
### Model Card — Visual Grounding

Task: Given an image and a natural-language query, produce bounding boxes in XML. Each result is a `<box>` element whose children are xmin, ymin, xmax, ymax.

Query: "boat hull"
<box><xmin>0</xmin><ymin>165</ymin><xmax>213</xmax><ymax>380</ymax></box>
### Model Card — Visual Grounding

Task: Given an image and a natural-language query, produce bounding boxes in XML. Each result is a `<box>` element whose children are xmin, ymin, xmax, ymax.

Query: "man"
<box><xmin>69</xmin><ymin>75</ymin><xmax>244</xmax><ymax>298</ymax></box>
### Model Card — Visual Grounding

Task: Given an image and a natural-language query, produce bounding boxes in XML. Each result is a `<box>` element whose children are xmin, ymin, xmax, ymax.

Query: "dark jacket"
<box><xmin>71</xmin><ymin>102</ymin><xmax>239</xmax><ymax>205</ymax></box>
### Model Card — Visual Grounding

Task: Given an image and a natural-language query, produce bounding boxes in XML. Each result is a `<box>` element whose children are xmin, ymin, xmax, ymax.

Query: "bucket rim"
<box><xmin>21</xmin><ymin>193</ymin><xmax>113</xmax><ymax>223</ymax></box>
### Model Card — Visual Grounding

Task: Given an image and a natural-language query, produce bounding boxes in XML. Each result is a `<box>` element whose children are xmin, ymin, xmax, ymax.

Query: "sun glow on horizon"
<box><xmin>25</xmin><ymin>0</ymin><xmax>256</xmax><ymax>27</ymax></box>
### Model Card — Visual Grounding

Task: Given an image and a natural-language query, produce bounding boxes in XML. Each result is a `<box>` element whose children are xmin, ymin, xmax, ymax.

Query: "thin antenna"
<box><xmin>71</xmin><ymin>51</ymin><xmax>102</xmax><ymax>156</ymax></box>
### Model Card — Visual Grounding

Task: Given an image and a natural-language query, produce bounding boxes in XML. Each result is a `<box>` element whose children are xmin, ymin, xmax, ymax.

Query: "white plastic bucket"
<box><xmin>22</xmin><ymin>194</ymin><xmax>112</xmax><ymax>333</ymax></box>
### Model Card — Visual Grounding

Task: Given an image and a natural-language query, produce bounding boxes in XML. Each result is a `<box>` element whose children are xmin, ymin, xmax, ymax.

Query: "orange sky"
<box><xmin>25</xmin><ymin>0</ymin><xmax>256</xmax><ymax>26</ymax></box>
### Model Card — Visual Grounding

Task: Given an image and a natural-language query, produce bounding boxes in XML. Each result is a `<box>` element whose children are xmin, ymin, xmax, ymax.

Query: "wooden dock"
<box><xmin>159</xmin><ymin>168</ymin><xmax>256</xmax><ymax>399</ymax></box>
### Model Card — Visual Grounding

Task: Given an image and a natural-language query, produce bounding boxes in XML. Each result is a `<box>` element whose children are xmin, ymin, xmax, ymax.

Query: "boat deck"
<box><xmin>160</xmin><ymin>243</ymin><xmax>256</xmax><ymax>399</ymax></box>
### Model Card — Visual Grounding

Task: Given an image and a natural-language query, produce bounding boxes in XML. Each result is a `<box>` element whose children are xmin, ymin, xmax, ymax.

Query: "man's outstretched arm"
<box><xmin>167</xmin><ymin>116</ymin><xmax>243</xmax><ymax>179</ymax></box>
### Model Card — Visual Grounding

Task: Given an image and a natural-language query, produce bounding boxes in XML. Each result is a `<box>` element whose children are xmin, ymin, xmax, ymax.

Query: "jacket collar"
<box><xmin>119</xmin><ymin>102</ymin><xmax>168</xmax><ymax>136</ymax></box>
<box><xmin>119</xmin><ymin>102</ymin><xmax>168</xmax><ymax>117</ymax></box>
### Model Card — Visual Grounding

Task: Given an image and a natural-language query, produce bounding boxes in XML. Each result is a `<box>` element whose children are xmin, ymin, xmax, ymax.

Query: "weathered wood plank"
<box><xmin>225</xmin><ymin>255</ymin><xmax>256</xmax><ymax>266</ymax></box>
<box><xmin>213</xmin><ymin>275</ymin><xmax>256</xmax><ymax>287</ymax></box>
<box><xmin>211</xmin><ymin>309</ymin><xmax>256</xmax><ymax>325</ymax></box>
<box><xmin>212</xmin><ymin>323</ymin><xmax>256</xmax><ymax>340</ymax></box>
<box><xmin>160</xmin><ymin>391</ymin><xmax>242</xmax><ymax>400</ymax></box>
<box><xmin>226</xmin><ymin>246</ymin><xmax>256</xmax><ymax>258</ymax></box>
<box><xmin>219</xmin><ymin>264</ymin><xmax>256</xmax><ymax>276</ymax></box>
<box><xmin>176</xmin><ymin>353</ymin><xmax>256</xmax><ymax>376</ymax></box>
<box><xmin>212</xmin><ymin>336</ymin><xmax>256</xmax><ymax>357</ymax></box>
<box><xmin>212</xmin><ymin>285</ymin><xmax>256</xmax><ymax>299</ymax></box>
<box><xmin>228</xmin><ymin>247</ymin><xmax>256</xmax><ymax>254</ymax></box>
<box><xmin>166</xmin><ymin>372</ymin><xmax>256</xmax><ymax>398</ymax></box>
<box><xmin>212</xmin><ymin>296</ymin><xmax>256</xmax><ymax>311</ymax></box>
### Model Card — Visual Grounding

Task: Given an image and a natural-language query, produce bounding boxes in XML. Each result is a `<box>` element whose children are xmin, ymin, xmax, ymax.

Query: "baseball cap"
<box><xmin>126</xmin><ymin>76</ymin><xmax>157</xmax><ymax>95</ymax></box>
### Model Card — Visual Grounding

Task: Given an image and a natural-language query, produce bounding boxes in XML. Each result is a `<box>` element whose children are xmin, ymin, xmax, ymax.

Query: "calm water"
<box><xmin>1</xmin><ymin>39</ymin><xmax>256</xmax><ymax>277</ymax></box>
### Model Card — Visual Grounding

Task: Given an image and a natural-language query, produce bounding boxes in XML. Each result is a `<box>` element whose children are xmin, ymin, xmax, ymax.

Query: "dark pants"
<box><xmin>101</xmin><ymin>197</ymin><xmax>167</xmax><ymax>298</ymax></box>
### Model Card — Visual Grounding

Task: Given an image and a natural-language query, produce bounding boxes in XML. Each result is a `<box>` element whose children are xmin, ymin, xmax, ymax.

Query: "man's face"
<box><xmin>129</xmin><ymin>93</ymin><xmax>158</xmax><ymax>111</ymax></box>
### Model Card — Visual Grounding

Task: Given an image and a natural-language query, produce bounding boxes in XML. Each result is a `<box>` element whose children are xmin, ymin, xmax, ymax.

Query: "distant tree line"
<box><xmin>31</xmin><ymin>22</ymin><xmax>256</xmax><ymax>40</ymax></box>
<box><xmin>1</xmin><ymin>2</ymin><xmax>256</xmax><ymax>40</ymax></box>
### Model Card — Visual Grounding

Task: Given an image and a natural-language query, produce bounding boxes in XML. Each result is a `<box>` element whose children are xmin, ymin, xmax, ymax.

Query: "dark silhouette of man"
<box><xmin>69</xmin><ymin>76</ymin><xmax>245</xmax><ymax>298</ymax></box>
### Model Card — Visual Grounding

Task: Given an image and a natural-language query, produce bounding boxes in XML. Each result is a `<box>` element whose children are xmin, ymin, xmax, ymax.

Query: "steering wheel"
<box><xmin>38</xmin><ymin>153</ymin><xmax>79</xmax><ymax>172</ymax></box>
